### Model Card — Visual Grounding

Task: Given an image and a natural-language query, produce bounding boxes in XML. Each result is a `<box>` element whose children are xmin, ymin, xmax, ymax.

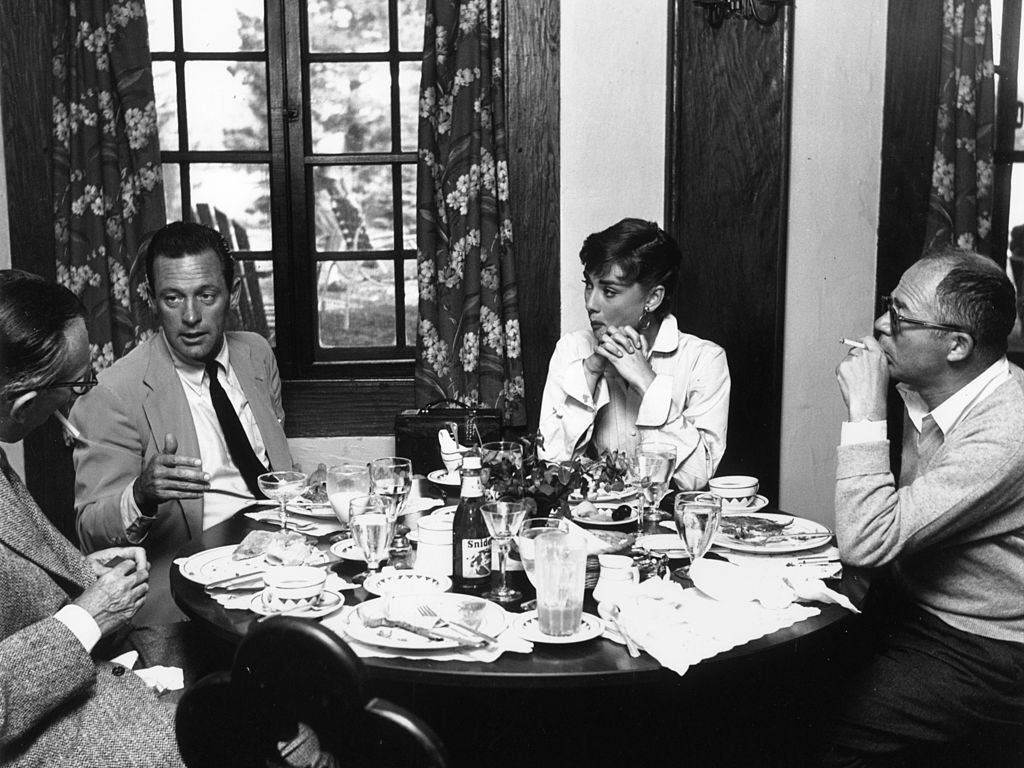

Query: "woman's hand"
<box><xmin>596</xmin><ymin>325</ymin><xmax>655</xmax><ymax>393</ymax></box>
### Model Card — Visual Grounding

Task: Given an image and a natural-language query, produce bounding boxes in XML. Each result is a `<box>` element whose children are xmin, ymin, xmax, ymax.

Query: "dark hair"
<box><xmin>924</xmin><ymin>247</ymin><xmax>1016</xmax><ymax>357</ymax></box>
<box><xmin>0</xmin><ymin>270</ymin><xmax>85</xmax><ymax>395</ymax></box>
<box><xmin>579</xmin><ymin>218</ymin><xmax>682</xmax><ymax>320</ymax></box>
<box><xmin>145</xmin><ymin>221</ymin><xmax>236</xmax><ymax>290</ymax></box>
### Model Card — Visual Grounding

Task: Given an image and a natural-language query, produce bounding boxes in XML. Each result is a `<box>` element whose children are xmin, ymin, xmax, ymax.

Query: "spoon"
<box><xmin>598</xmin><ymin>601</ymin><xmax>640</xmax><ymax>658</ymax></box>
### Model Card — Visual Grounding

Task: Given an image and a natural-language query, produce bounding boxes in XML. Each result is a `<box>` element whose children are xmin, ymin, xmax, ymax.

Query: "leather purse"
<box><xmin>394</xmin><ymin>399</ymin><xmax>503</xmax><ymax>474</ymax></box>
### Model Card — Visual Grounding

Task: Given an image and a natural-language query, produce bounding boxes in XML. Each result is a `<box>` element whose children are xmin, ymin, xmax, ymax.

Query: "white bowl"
<box><xmin>262</xmin><ymin>565</ymin><xmax>326</xmax><ymax>609</ymax></box>
<box><xmin>708</xmin><ymin>475</ymin><xmax>759</xmax><ymax>507</ymax></box>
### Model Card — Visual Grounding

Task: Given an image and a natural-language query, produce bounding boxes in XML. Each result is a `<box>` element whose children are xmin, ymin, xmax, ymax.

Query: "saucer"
<box><xmin>512</xmin><ymin>611</ymin><xmax>604</xmax><ymax>644</ymax></box>
<box><xmin>720</xmin><ymin>494</ymin><xmax>770</xmax><ymax>513</ymax></box>
<box><xmin>427</xmin><ymin>469</ymin><xmax>461</xmax><ymax>487</ymax></box>
<box><xmin>249</xmin><ymin>589</ymin><xmax>345</xmax><ymax>618</ymax></box>
<box><xmin>329</xmin><ymin>539</ymin><xmax>366</xmax><ymax>562</ymax></box>
<box><xmin>363</xmin><ymin>570</ymin><xmax>452</xmax><ymax>597</ymax></box>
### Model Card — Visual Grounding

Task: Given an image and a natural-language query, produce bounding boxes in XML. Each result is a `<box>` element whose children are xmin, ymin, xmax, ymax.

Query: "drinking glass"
<box><xmin>257</xmin><ymin>471</ymin><xmax>309</xmax><ymax>531</ymax></box>
<box><xmin>480</xmin><ymin>500</ymin><xmax>528</xmax><ymax>604</ymax></box>
<box><xmin>326</xmin><ymin>462</ymin><xmax>367</xmax><ymax>528</ymax></box>
<box><xmin>348</xmin><ymin>494</ymin><xmax>392</xmax><ymax>583</ymax></box>
<box><xmin>535</xmin><ymin>529</ymin><xmax>587</xmax><ymax>636</ymax></box>
<box><xmin>480</xmin><ymin>441</ymin><xmax>524</xmax><ymax>500</ymax></box>
<box><xmin>672</xmin><ymin>491</ymin><xmax>722</xmax><ymax>578</ymax></box>
<box><xmin>636</xmin><ymin>442</ymin><xmax>676</xmax><ymax>530</ymax></box>
<box><xmin>515</xmin><ymin>517</ymin><xmax>571</xmax><ymax>588</ymax></box>
<box><xmin>368</xmin><ymin>457</ymin><xmax>413</xmax><ymax>522</ymax></box>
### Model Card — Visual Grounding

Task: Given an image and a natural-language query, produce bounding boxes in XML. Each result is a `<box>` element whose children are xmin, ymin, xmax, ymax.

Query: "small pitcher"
<box><xmin>592</xmin><ymin>554</ymin><xmax>640</xmax><ymax>605</ymax></box>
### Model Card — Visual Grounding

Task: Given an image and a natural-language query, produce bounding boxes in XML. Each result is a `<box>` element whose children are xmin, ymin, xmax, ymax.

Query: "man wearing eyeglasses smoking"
<box><xmin>824</xmin><ymin>248</ymin><xmax>1024</xmax><ymax>765</ymax></box>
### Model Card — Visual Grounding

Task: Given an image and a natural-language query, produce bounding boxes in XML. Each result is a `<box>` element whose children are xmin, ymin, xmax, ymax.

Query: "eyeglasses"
<box><xmin>5</xmin><ymin>376</ymin><xmax>97</xmax><ymax>399</ymax></box>
<box><xmin>881</xmin><ymin>296</ymin><xmax>970</xmax><ymax>337</ymax></box>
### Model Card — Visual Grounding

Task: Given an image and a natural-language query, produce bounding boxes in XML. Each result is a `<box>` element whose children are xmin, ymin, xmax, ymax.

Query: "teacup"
<box><xmin>708</xmin><ymin>475</ymin><xmax>759</xmax><ymax>508</ymax></box>
<box><xmin>262</xmin><ymin>565</ymin><xmax>326</xmax><ymax>612</ymax></box>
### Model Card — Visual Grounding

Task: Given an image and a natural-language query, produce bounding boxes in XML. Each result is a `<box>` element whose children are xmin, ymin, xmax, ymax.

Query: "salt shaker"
<box><xmin>389</xmin><ymin>524</ymin><xmax>415</xmax><ymax>570</ymax></box>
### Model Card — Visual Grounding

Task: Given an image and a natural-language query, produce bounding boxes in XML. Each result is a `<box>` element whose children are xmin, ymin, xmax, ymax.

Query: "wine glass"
<box><xmin>257</xmin><ymin>471</ymin><xmax>308</xmax><ymax>531</ymax></box>
<box><xmin>368</xmin><ymin>457</ymin><xmax>413</xmax><ymax>522</ymax></box>
<box><xmin>480</xmin><ymin>500</ymin><xmax>528</xmax><ymax>604</ymax></box>
<box><xmin>636</xmin><ymin>442</ymin><xmax>676</xmax><ymax>531</ymax></box>
<box><xmin>348</xmin><ymin>494</ymin><xmax>392</xmax><ymax>583</ymax></box>
<box><xmin>480</xmin><ymin>441</ymin><xmax>524</xmax><ymax>500</ymax></box>
<box><xmin>326</xmin><ymin>462</ymin><xmax>367</xmax><ymax>529</ymax></box>
<box><xmin>672</xmin><ymin>491</ymin><xmax>722</xmax><ymax>579</ymax></box>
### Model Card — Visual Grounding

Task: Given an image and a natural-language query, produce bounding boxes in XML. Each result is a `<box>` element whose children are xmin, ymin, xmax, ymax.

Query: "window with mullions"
<box><xmin>147</xmin><ymin>0</ymin><xmax>424</xmax><ymax>371</ymax></box>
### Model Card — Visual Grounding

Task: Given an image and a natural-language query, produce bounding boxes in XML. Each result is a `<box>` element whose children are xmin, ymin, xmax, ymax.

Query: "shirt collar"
<box><xmin>160</xmin><ymin>330</ymin><xmax>231</xmax><ymax>389</ymax></box>
<box><xmin>650</xmin><ymin>314</ymin><xmax>680</xmax><ymax>355</ymax></box>
<box><xmin>897</xmin><ymin>356</ymin><xmax>1010</xmax><ymax>435</ymax></box>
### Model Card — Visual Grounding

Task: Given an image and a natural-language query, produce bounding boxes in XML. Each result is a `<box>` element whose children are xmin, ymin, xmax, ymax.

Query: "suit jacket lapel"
<box><xmin>228</xmin><ymin>335</ymin><xmax>291</xmax><ymax>471</ymax></box>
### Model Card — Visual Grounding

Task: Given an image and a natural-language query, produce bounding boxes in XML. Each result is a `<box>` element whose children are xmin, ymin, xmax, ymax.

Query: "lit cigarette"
<box><xmin>54</xmin><ymin>411</ymin><xmax>82</xmax><ymax>441</ymax></box>
<box><xmin>840</xmin><ymin>337</ymin><xmax>866</xmax><ymax>350</ymax></box>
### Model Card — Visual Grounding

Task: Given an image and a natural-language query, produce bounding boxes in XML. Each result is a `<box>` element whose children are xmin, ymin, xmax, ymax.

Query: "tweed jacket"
<box><xmin>0</xmin><ymin>449</ymin><xmax>181</xmax><ymax>767</ymax></box>
<box><xmin>71</xmin><ymin>331</ymin><xmax>292</xmax><ymax>624</ymax></box>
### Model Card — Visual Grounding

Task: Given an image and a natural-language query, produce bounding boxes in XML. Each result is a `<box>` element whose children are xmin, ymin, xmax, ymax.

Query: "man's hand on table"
<box><xmin>836</xmin><ymin>335</ymin><xmax>889</xmax><ymax>422</ymax></box>
<box><xmin>134</xmin><ymin>432</ymin><xmax>210</xmax><ymax>514</ymax></box>
<box><xmin>74</xmin><ymin>554</ymin><xmax>150</xmax><ymax>636</ymax></box>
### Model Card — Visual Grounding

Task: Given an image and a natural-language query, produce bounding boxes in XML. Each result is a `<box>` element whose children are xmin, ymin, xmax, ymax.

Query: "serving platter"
<box><xmin>569</xmin><ymin>504</ymin><xmax>638</xmax><ymax>527</ymax></box>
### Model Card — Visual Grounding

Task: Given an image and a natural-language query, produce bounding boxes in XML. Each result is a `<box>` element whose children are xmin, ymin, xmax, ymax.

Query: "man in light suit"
<box><xmin>72</xmin><ymin>222</ymin><xmax>293</xmax><ymax>624</ymax></box>
<box><xmin>0</xmin><ymin>270</ymin><xmax>181</xmax><ymax>766</ymax></box>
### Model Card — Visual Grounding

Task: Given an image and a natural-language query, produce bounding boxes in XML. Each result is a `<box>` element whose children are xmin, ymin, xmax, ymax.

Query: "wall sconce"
<box><xmin>694</xmin><ymin>0</ymin><xmax>788</xmax><ymax>28</ymax></box>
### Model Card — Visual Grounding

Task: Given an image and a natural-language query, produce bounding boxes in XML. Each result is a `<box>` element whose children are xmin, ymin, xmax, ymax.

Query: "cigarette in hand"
<box><xmin>840</xmin><ymin>337</ymin><xmax>867</xmax><ymax>349</ymax></box>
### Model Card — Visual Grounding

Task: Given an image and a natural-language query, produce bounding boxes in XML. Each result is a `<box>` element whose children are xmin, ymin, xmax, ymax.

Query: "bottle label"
<box><xmin>458</xmin><ymin>537</ymin><xmax>491</xmax><ymax>579</ymax></box>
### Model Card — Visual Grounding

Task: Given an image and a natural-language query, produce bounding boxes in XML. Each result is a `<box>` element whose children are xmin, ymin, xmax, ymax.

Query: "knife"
<box><xmin>364</xmin><ymin>617</ymin><xmax>487</xmax><ymax>647</ymax></box>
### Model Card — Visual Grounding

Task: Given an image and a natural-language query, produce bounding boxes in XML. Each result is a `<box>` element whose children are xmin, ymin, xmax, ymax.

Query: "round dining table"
<box><xmin>170</xmin><ymin>499</ymin><xmax>863</xmax><ymax>767</ymax></box>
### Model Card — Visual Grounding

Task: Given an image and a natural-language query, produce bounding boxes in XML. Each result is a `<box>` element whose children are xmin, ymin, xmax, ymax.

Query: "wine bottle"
<box><xmin>452</xmin><ymin>454</ymin><xmax>491</xmax><ymax>592</ymax></box>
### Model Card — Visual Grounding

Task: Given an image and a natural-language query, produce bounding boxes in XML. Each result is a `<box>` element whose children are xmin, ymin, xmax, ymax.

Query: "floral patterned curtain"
<box><xmin>416</xmin><ymin>0</ymin><xmax>526</xmax><ymax>427</ymax></box>
<box><xmin>52</xmin><ymin>0</ymin><xmax>165</xmax><ymax>371</ymax></box>
<box><xmin>924</xmin><ymin>0</ymin><xmax>995</xmax><ymax>254</ymax></box>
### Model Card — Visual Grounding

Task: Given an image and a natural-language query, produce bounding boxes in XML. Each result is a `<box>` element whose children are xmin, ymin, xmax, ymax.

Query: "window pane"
<box><xmin>237</xmin><ymin>259</ymin><xmax>276</xmax><ymax>344</ymax></box>
<box><xmin>147</xmin><ymin>0</ymin><xmax>174</xmax><ymax>52</ymax></box>
<box><xmin>398</xmin><ymin>0</ymin><xmax>426</xmax><ymax>51</ymax></box>
<box><xmin>162</xmin><ymin>164</ymin><xmax>182</xmax><ymax>222</ymax></box>
<box><xmin>189</xmin><ymin>164</ymin><xmax>271</xmax><ymax>250</ymax></box>
<box><xmin>317</xmin><ymin>259</ymin><xmax>397</xmax><ymax>348</ymax></box>
<box><xmin>402</xmin><ymin>257</ymin><xmax>418</xmax><ymax>346</ymax></box>
<box><xmin>185</xmin><ymin>61</ymin><xmax>268</xmax><ymax>151</ymax></box>
<box><xmin>307</xmin><ymin>0</ymin><xmax>388</xmax><ymax>53</ymax></box>
<box><xmin>312</xmin><ymin>166</ymin><xmax>394</xmax><ymax>251</ymax></box>
<box><xmin>310</xmin><ymin>63</ymin><xmax>392</xmax><ymax>154</ymax></box>
<box><xmin>181</xmin><ymin>0</ymin><xmax>265</xmax><ymax>52</ymax></box>
<box><xmin>401</xmin><ymin>163</ymin><xmax>416</xmax><ymax>249</ymax></box>
<box><xmin>399</xmin><ymin>61</ymin><xmax>420</xmax><ymax>152</ymax></box>
<box><xmin>153</xmin><ymin>61</ymin><xmax>179</xmax><ymax>151</ymax></box>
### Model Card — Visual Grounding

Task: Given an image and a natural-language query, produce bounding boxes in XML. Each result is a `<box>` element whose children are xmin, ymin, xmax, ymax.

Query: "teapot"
<box><xmin>592</xmin><ymin>554</ymin><xmax>640</xmax><ymax>605</ymax></box>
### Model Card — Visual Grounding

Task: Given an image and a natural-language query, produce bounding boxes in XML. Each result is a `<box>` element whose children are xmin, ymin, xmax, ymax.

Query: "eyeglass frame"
<box><xmin>881</xmin><ymin>295</ymin><xmax>971</xmax><ymax>338</ymax></box>
<box><xmin>5</xmin><ymin>376</ymin><xmax>98</xmax><ymax>400</ymax></box>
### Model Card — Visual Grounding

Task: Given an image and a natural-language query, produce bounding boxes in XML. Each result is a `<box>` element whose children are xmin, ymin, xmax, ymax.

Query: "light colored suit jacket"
<box><xmin>71</xmin><ymin>331</ymin><xmax>292</xmax><ymax>624</ymax></box>
<box><xmin>0</xmin><ymin>449</ymin><xmax>181</xmax><ymax>767</ymax></box>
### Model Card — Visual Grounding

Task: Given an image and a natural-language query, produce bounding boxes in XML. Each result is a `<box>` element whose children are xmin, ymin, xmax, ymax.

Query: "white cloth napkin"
<box><xmin>244</xmin><ymin>509</ymin><xmax>344</xmax><ymax>537</ymax></box>
<box><xmin>713</xmin><ymin>543</ymin><xmax>842</xmax><ymax>580</ymax></box>
<box><xmin>602</xmin><ymin>574</ymin><xmax>822</xmax><ymax>676</ymax></box>
<box><xmin>110</xmin><ymin>650</ymin><xmax>184</xmax><ymax>693</ymax></box>
<box><xmin>321</xmin><ymin>606</ymin><xmax>533</xmax><ymax>663</ymax></box>
<box><xmin>688</xmin><ymin>557</ymin><xmax>859</xmax><ymax>613</ymax></box>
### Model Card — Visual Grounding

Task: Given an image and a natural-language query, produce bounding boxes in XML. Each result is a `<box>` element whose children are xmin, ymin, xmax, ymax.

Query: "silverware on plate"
<box><xmin>416</xmin><ymin>605</ymin><xmax>499</xmax><ymax>646</ymax></box>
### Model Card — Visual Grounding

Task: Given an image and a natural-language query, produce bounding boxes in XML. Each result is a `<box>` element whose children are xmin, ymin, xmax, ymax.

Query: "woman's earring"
<box><xmin>639</xmin><ymin>306</ymin><xmax>652</xmax><ymax>331</ymax></box>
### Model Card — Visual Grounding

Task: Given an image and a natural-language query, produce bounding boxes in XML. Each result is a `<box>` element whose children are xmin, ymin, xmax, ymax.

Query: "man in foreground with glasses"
<box><xmin>824</xmin><ymin>248</ymin><xmax>1024</xmax><ymax>765</ymax></box>
<box><xmin>0</xmin><ymin>270</ymin><xmax>182</xmax><ymax>766</ymax></box>
<box><xmin>70</xmin><ymin>222</ymin><xmax>293</xmax><ymax>623</ymax></box>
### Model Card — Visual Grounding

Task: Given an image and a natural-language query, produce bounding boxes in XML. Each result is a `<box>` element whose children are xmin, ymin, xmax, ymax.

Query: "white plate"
<box><xmin>715</xmin><ymin>512</ymin><xmax>832</xmax><ymax>554</ymax></box>
<box><xmin>512</xmin><ymin>611</ymin><xmax>604</xmax><ymax>645</ymax></box>
<box><xmin>636</xmin><ymin>533</ymin><xmax>689</xmax><ymax>558</ymax></box>
<box><xmin>720</xmin><ymin>494</ymin><xmax>770</xmax><ymax>513</ymax></box>
<box><xmin>329</xmin><ymin>539</ymin><xmax>366</xmax><ymax>562</ymax></box>
<box><xmin>569</xmin><ymin>505</ymin><xmax>638</xmax><ymax>527</ymax></box>
<box><xmin>363</xmin><ymin>571</ymin><xmax>452</xmax><ymax>597</ymax></box>
<box><xmin>427</xmin><ymin>469</ymin><xmax>461</xmax><ymax>487</ymax></box>
<box><xmin>287</xmin><ymin>499</ymin><xmax>338</xmax><ymax>519</ymax></box>
<box><xmin>179</xmin><ymin>545</ymin><xmax>328</xmax><ymax>585</ymax></box>
<box><xmin>249</xmin><ymin>589</ymin><xmax>345</xmax><ymax>617</ymax></box>
<box><xmin>569</xmin><ymin>487</ymin><xmax>637</xmax><ymax>504</ymax></box>
<box><xmin>345</xmin><ymin>593</ymin><xmax>507</xmax><ymax>650</ymax></box>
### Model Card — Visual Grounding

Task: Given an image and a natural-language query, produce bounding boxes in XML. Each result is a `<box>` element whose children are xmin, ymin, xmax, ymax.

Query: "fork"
<box><xmin>416</xmin><ymin>605</ymin><xmax>500</xmax><ymax>646</ymax></box>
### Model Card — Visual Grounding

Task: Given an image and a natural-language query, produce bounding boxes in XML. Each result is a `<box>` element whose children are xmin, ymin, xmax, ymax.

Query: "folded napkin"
<box><xmin>207</xmin><ymin>573</ymin><xmax>356</xmax><ymax>611</ymax></box>
<box><xmin>713</xmin><ymin>543</ymin><xmax>842</xmax><ymax>580</ymax></box>
<box><xmin>603</xmin><ymin>574</ymin><xmax>822</xmax><ymax>676</ymax></box>
<box><xmin>244</xmin><ymin>509</ymin><xmax>344</xmax><ymax>537</ymax></box>
<box><xmin>110</xmin><ymin>650</ymin><xmax>184</xmax><ymax>693</ymax></box>
<box><xmin>321</xmin><ymin>606</ymin><xmax>533</xmax><ymax>663</ymax></box>
<box><xmin>689</xmin><ymin>557</ymin><xmax>858</xmax><ymax>613</ymax></box>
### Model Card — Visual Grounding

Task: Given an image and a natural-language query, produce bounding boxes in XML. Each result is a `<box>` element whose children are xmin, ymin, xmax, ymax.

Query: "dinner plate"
<box><xmin>512</xmin><ymin>611</ymin><xmax>604</xmax><ymax>645</ymax></box>
<box><xmin>363</xmin><ymin>570</ymin><xmax>452</xmax><ymax>597</ymax></box>
<box><xmin>569</xmin><ymin>504</ymin><xmax>638</xmax><ymax>527</ymax></box>
<box><xmin>345</xmin><ymin>593</ymin><xmax>507</xmax><ymax>650</ymax></box>
<box><xmin>249</xmin><ymin>589</ymin><xmax>345</xmax><ymax>618</ymax></box>
<box><xmin>720</xmin><ymin>494</ymin><xmax>770</xmax><ymax>513</ymax></box>
<box><xmin>636</xmin><ymin>533</ymin><xmax>689</xmax><ymax>558</ymax></box>
<box><xmin>714</xmin><ymin>512</ymin><xmax>832</xmax><ymax>554</ymax></box>
<box><xmin>427</xmin><ymin>469</ymin><xmax>461</xmax><ymax>487</ymax></box>
<box><xmin>329</xmin><ymin>538</ymin><xmax>366</xmax><ymax>562</ymax></box>
<box><xmin>179</xmin><ymin>545</ymin><xmax>329</xmax><ymax>585</ymax></box>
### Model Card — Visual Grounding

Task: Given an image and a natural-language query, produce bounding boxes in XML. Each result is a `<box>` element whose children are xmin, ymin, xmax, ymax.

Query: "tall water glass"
<box><xmin>535</xmin><ymin>529</ymin><xmax>586</xmax><ymax>636</ymax></box>
<box><xmin>326</xmin><ymin>462</ymin><xmax>366</xmax><ymax>528</ymax></box>
<box><xmin>368</xmin><ymin>457</ymin><xmax>413</xmax><ymax>522</ymax></box>
<box><xmin>672</xmin><ymin>491</ymin><xmax>722</xmax><ymax>578</ymax></box>
<box><xmin>480</xmin><ymin>441</ymin><xmax>524</xmax><ymax>500</ymax></box>
<box><xmin>636</xmin><ymin>442</ymin><xmax>676</xmax><ymax>530</ymax></box>
<box><xmin>515</xmin><ymin>517</ymin><xmax>571</xmax><ymax>588</ymax></box>
<box><xmin>348</xmin><ymin>494</ymin><xmax>392</xmax><ymax>583</ymax></box>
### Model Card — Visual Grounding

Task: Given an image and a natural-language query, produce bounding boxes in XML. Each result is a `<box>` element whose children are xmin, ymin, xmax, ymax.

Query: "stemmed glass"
<box><xmin>480</xmin><ymin>500</ymin><xmax>528</xmax><ymax>604</ymax></box>
<box><xmin>635</xmin><ymin>442</ymin><xmax>676</xmax><ymax>531</ymax></box>
<box><xmin>368</xmin><ymin>457</ymin><xmax>413</xmax><ymax>522</ymax></box>
<box><xmin>514</xmin><ymin>516</ymin><xmax>570</xmax><ymax>610</ymax></box>
<box><xmin>326</xmin><ymin>462</ymin><xmax>367</xmax><ymax>530</ymax></box>
<box><xmin>257</xmin><ymin>471</ymin><xmax>308</xmax><ymax>531</ymax></box>
<box><xmin>480</xmin><ymin>441</ymin><xmax>524</xmax><ymax>501</ymax></box>
<box><xmin>348</xmin><ymin>494</ymin><xmax>392</xmax><ymax>583</ymax></box>
<box><xmin>672</xmin><ymin>491</ymin><xmax>722</xmax><ymax>579</ymax></box>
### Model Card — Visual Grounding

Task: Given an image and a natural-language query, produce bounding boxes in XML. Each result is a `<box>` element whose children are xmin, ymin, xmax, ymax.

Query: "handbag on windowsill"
<box><xmin>394</xmin><ymin>399</ymin><xmax>503</xmax><ymax>475</ymax></box>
